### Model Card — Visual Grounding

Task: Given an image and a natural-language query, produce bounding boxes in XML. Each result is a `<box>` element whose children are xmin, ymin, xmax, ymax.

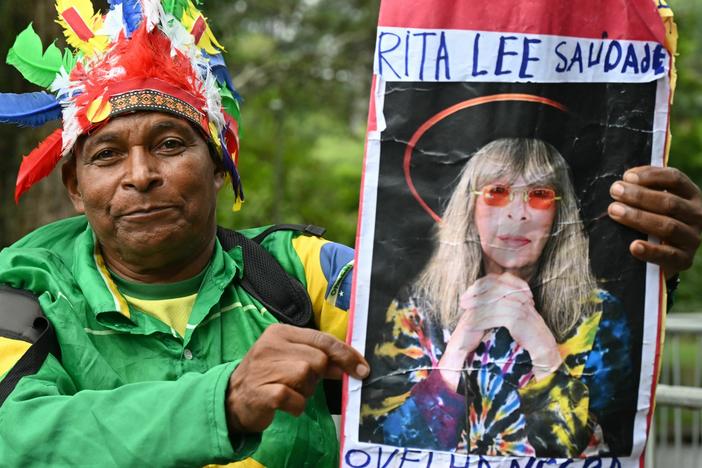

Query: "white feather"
<box><xmin>142</xmin><ymin>0</ymin><xmax>162</xmax><ymax>32</ymax></box>
<box><xmin>202</xmin><ymin>70</ymin><xmax>225</xmax><ymax>132</ymax></box>
<box><xmin>158</xmin><ymin>9</ymin><xmax>225</xmax><ymax>133</ymax></box>
<box><xmin>61</xmin><ymin>103</ymin><xmax>83</xmax><ymax>155</ymax></box>
<box><xmin>49</xmin><ymin>68</ymin><xmax>74</xmax><ymax>98</ymax></box>
<box><xmin>159</xmin><ymin>12</ymin><xmax>197</xmax><ymax>58</ymax></box>
<box><xmin>96</xmin><ymin>3</ymin><xmax>125</xmax><ymax>41</ymax></box>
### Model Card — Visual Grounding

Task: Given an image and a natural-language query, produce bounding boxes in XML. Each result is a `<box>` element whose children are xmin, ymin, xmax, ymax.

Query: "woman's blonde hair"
<box><xmin>414</xmin><ymin>138</ymin><xmax>597</xmax><ymax>341</ymax></box>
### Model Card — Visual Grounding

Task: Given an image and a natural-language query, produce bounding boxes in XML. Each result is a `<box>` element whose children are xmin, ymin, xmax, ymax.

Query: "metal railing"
<box><xmin>645</xmin><ymin>313</ymin><xmax>702</xmax><ymax>467</ymax></box>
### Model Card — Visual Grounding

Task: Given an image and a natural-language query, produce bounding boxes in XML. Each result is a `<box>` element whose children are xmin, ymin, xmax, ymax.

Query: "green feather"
<box><xmin>218</xmin><ymin>83</ymin><xmax>240</xmax><ymax>123</ymax></box>
<box><xmin>62</xmin><ymin>49</ymin><xmax>79</xmax><ymax>74</ymax></box>
<box><xmin>161</xmin><ymin>0</ymin><xmax>190</xmax><ymax>19</ymax></box>
<box><xmin>6</xmin><ymin>24</ymin><xmax>67</xmax><ymax>89</ymax></box>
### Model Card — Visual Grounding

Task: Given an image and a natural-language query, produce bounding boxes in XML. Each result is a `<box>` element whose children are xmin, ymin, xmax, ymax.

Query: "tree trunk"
<box><xmin>0</xmin><ymin>2</ymin><xmax>75</xmax><ymax>247</ymax></box>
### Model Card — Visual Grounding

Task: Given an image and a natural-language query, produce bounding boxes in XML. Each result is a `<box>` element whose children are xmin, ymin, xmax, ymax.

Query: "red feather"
<box><xmin>224</xmin><ymin>113</ymin><xmax>239</xmax><ymax>165</ymax></box>
<box><xmin>15</xmin><ymin>129</ymin><xmax>64</xmax><ymax>203</ymax></box>
<box><xmin>74</xmin><ymin>24</ymin><xmax>204</xmax><ymax>115</ymax></box>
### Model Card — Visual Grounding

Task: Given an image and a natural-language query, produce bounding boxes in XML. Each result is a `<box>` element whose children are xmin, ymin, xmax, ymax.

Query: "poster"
<box><xmin>342</xmin><ymin>1</ymin><xmax>677</xmax><ymax>467</ymax></box>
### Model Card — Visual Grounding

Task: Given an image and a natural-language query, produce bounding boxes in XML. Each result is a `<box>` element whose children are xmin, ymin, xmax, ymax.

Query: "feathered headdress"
<box><xmin>2</xmin><ymin>0</ymin><xmax>244</xmax><ymax>209</ymax></box>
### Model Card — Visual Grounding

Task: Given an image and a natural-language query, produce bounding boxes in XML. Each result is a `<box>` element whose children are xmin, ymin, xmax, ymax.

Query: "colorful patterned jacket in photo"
<box><xmin>360</xmin><ymin>288</ymin><xmax>634</xmax><ymax>458</ymax></box>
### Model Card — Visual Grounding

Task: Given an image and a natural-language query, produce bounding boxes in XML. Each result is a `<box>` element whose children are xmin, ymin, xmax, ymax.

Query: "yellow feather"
<box><xmin>55</xmin><ymin>0</ymin><xmax>108</xmax><ymax>56</ymax></box>
<box><xmin>182</xmin><ymin>3</ymin><xmax>225</xmax><ymax>55</ymax></box>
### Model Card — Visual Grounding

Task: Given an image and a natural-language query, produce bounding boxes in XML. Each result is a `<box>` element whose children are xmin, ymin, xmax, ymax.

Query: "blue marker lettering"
<box><xmin>413</xmin><ymin>32</ymin><xmax>437</xmax><ymax>80</ymax></box>
<box><xmin>471</xmin><ymin>33</ymin><xmax>488</xmax><ymax>77</ymax></box>
<box><xmin>404</xmin><ymin>30</ymin><xmax>410</xmax><ymax>77</ymax></box>
<box><xmin>640</xmin><ymin>44</ymin><xmax>651</xmax><ymax>73</ymax></box>
<box><xmin>554</xmin><ymin>41</ymin><xmax>568</xmax><ymax>72</ymax></box>
<box><xmin>588</xmin><ymin>41</ymin><xmax>603</xmax><ymax>67</ymax></box>
<box><xmin>378</xmin><ymin>447</ymin><xmax>400</xmax><ymax>468</ymax></box>
<box><xmin>567</xmin><ymin>43</ymin><xmax>584</xmax><ymax>73</ymax></box>
<box><xmin>604</xmin><ymin>41</ymin><xmax>622</xmax><ymax>72</ymax></box>
<box><xmin>449</xmin><ymin>454</ymin><xmax>470</xmax><ymax>468</ymax></box>
<box><xmin>377</xmin><ymin>32</ymin><xmax>401</xmax><ymax>78</ymax></box>
<box><xmin>621</xmin><ymin>44</ymin><xmax>640</xmax><ymax>73</ymax></box>
<box><xmin>398</xmin><ymin>449</ymin><xmax>423</xmax><ymax>467</ymax></box>
<box><xmin>478</xmin><ymin>455</ymin><xmax>492</xmax><ymax>468</ymax></box>
<box><xmin>495</xmin><ymin>35</ymin><xmax>518</xmax><ymax>75</ymax></box>
<box><xmin>345</xmin><ymin>449</ymin><xmax>371</xmax><ymax>468</ymax></box>
<box><xmin>609</xmin><ymin>458</ymin><xmax>622</xmax><ymax>468</ymax></box>
<box><xmin>436</xmin><ymin>31</ymin><xmax>450</xmax><ymax>80</ymax></box>
<box><xmin>519</xmin><ymin>37</ymin><xmax>541</xmax><ymax>78</ymax></box>
<box><xmin>583</xmin><ymin>457</ymin><xmax>602</xmax><ymax>468</ymax></box>
<box><xmin>652</xmin><ymin>44</ymin><xmax>666</xmax><ymax>74</ymax></box>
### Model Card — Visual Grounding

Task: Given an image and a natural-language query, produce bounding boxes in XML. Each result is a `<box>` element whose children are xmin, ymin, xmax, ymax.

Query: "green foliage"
<box><xmin>667</xmin><ymin>0</ymin><xmax>702</xmax><ymax>311</ymax></box>
<box><xmin>210</xmin><ymin>0</ymin><xmax>702</xmax><ymax>300</ymax></box>
<box><xmin>211</xmin><ymin>0</ymin><xmax>378</xmax><ymax>246</ymax></box>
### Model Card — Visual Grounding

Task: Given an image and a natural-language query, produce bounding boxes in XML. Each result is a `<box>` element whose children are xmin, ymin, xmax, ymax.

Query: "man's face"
<box><xmin>63</xmin><ymin>112</ymin><xmax>225</xmax><ymax>270</ymax></box>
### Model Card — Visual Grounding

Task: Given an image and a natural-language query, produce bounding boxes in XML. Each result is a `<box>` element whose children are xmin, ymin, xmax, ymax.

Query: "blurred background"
<box><xmin>0</xmin><ymin>0</ymin><xmax>700</xmax><ymax>305</ymax></box>
<box><xmin>0</xmin><ymin>0</ymin><xmax>378</xmax><ymax>249</ymax></box>
<box><xmin>0</xmin><ymin>0</ymin><xmax>699</xmax><ymax>461</ymax></box>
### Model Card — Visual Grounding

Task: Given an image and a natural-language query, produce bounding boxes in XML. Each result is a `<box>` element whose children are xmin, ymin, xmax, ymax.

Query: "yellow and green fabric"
<box><xmin>0</xmin><ymin>215</ymin><xmax>354</xmax><ymax>467</ymax></box>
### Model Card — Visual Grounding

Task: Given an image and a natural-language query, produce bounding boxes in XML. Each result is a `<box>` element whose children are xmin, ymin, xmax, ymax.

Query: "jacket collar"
<box><xmin>71</xmin><ymin>223</ymin><xmax>243</xmax><ymax>335</ymax></box>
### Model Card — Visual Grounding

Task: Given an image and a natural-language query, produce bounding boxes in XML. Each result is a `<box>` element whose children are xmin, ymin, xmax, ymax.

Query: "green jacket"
<box><xmin>0</xmin><ymin>216</ymin><xmax>354</xmax><ymax>467</ymax></box>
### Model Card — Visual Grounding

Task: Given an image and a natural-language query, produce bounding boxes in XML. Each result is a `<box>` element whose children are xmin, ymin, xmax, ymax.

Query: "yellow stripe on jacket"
<box><xmin>291</xmin><ymin>235</ymin><xmax>354</xmax><ymax>342</ymax></box>
<box><xmin>0</xmin><ymin>337</ymin><xmax>32</xmax><ymax>377</ymax></box>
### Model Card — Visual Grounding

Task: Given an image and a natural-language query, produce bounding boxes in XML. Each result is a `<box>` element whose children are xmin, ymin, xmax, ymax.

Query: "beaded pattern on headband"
<box><xmin>109</xmin><ymin>90</ymin><xmax>204</xmax><ymax>126</ymax></box>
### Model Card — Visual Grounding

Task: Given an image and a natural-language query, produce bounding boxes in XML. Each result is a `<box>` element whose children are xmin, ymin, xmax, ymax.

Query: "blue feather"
<box><xmin>108</xmin><ymin>0</ymin><xmax>143</xmax><ymax>36</ymax></box>
<box><xmin>220</xmin><ymin>127</ymin><xmax>244</xmax><ymax>200</ymax></box>
<box><xmin>205</xmin><ymin>53</ymin><xmax>242</xmax><ymax>103</ymax></box>
<box><xmin>0</xmin><ymin>92</ymin><xmax>62</xmax><ymax>127</ymax></box>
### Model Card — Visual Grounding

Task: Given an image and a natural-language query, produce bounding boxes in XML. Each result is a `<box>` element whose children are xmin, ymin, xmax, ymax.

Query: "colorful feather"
<box><xmin>55</xmin><ymin>0</ymin><xmax>109</xmax><ymax>55</ymax></box>
<box><xmin>207</xmin><ymin>52</ymin><xmax>241</xmax><ymax>102</ymax></box>
<box><xmin>0</xmin><ymin>92</ymin><xmax>62</xmax><ymax>127</ymax></box>
<box><xmin>219</xmin><ymin>124</ymin><xmax>244</xmax><ymax>211</ymax></box>
<box><xmin>180</xmin><ymin>1</ymin><xmax>224</xmax><ymax>55</ymax></box>
<box><xmin>6</xmin><ymin>24</ymin><xmax>72</xmax><ymax>89</ymax></box>
<box><xmin>15</xmin><ymin>129</ymin><xmax>64</xmax><ymax>203</ymax></box>
<box><xmin>161</xmin><ymin>0</ymin><xmax>190</xmax><ymax>19</ymax></box>
<box><xmin>141</xmin><ymin>0</ymin><xmax>162</xmax><ymax>32</ymax></box>
<box><xmin>108</xmin><ymin>0</ymin><xmax>143</xmax><ymax>35</ymax></box>
<box><xmin>99</xmin><ymin>4</ymin><xmax>127</xmax><ymax>40</ymax></box>
<box><xmin>217</xmin><ymin>82</ymin><xmax>240</xmax><ymax>124</ymax></box>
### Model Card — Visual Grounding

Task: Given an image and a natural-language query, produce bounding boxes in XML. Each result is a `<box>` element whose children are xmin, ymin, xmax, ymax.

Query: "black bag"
<box><xmin>0</xmin><ymin>286</ymin><xmax>61</xmax><ymax>406</ymax></box>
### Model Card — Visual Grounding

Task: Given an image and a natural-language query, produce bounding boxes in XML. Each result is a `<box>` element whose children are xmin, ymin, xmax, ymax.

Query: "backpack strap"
<box><xmin>217</xmin><ymin>224</ymin><xmax>344</xmax><ymax>414</ymax></box>
<box><xmin>0</xmin><ymin>286</ymin><xmax>61</xmax><ymax>406</ymax></box>
<box><xmin>217</xmin><ymin>225</ymin><xmax>318</xmax><ymax>328</ymax></box>
<box><xmin>251</xmin><ymin>224</ymin><xmax>326</xmax><ymax>244</ymax></box>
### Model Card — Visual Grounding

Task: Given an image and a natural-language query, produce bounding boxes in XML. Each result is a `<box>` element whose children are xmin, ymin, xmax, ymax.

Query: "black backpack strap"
<box><xmin>217</xmin><ymin>225</ymin><xmax>343</xmax><ymax>414</ymax></box>
<box><xmin>251</xmin><ymin>224</ymin><xmax>326</xmax><ymax>244</ymax></box>
<box><xmin>217</xmin><ymin>226</ymin><xmax>315</xmax><ymax>328</ymax></box>
<box><xmin>0</xmin><ymin>286</ymin><xmax>61</xmax><ymax>406</ymax></box>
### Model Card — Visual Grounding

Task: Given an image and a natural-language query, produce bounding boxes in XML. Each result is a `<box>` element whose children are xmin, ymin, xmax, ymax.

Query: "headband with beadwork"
<box><xmin>2</xmin><ymin>0</ymin><xmax>244</xmax><ymax>209</ymax></box>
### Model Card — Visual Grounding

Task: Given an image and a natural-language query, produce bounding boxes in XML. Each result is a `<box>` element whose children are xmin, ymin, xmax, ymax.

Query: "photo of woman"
<box><xmin>359</xmin><ymin>137</ymin><xmax>633</xmax><ymax>458</ymax></box>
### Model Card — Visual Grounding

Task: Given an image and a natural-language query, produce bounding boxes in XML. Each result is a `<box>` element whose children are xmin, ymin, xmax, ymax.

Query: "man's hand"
<box><xmin>225</xmin><ymin>324</ymin><xmax>369</xmax><ymax>434</ymax></box>
<box><xmin>609</xmin><ymin>166</ymin><xmax>702</xmax><ymax>279</ymax></box>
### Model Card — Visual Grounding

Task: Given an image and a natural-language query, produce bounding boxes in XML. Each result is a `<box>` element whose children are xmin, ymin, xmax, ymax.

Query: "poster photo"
<box><xmin>342</xmin><ymin>1</ymin><xmax>677</xmax><ymax>467</ymax></box>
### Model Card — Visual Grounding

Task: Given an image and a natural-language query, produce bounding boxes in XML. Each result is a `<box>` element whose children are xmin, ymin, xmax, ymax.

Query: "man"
<box><xmin>0</xmin><ymin>2</ymin><xmax>700</xmax><ymax>467</ymax></box>
<box><xmin>0</xmin><ymin>3</ymin><xmax>367</xmax><ymax>466</ymax></box>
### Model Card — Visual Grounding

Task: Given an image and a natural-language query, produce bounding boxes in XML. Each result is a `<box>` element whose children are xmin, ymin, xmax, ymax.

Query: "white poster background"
<box><xmin>342</xmin><ymin>27</ymin><xmax>670</xmax><ymax>468</ymax></box>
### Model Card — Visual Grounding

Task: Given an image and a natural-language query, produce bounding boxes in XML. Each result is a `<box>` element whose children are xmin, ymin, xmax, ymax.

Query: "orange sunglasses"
<box><xmin>473</xmin><ymin>184</ymin><xmax>561</xmax><ymax>210</ymax></box>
